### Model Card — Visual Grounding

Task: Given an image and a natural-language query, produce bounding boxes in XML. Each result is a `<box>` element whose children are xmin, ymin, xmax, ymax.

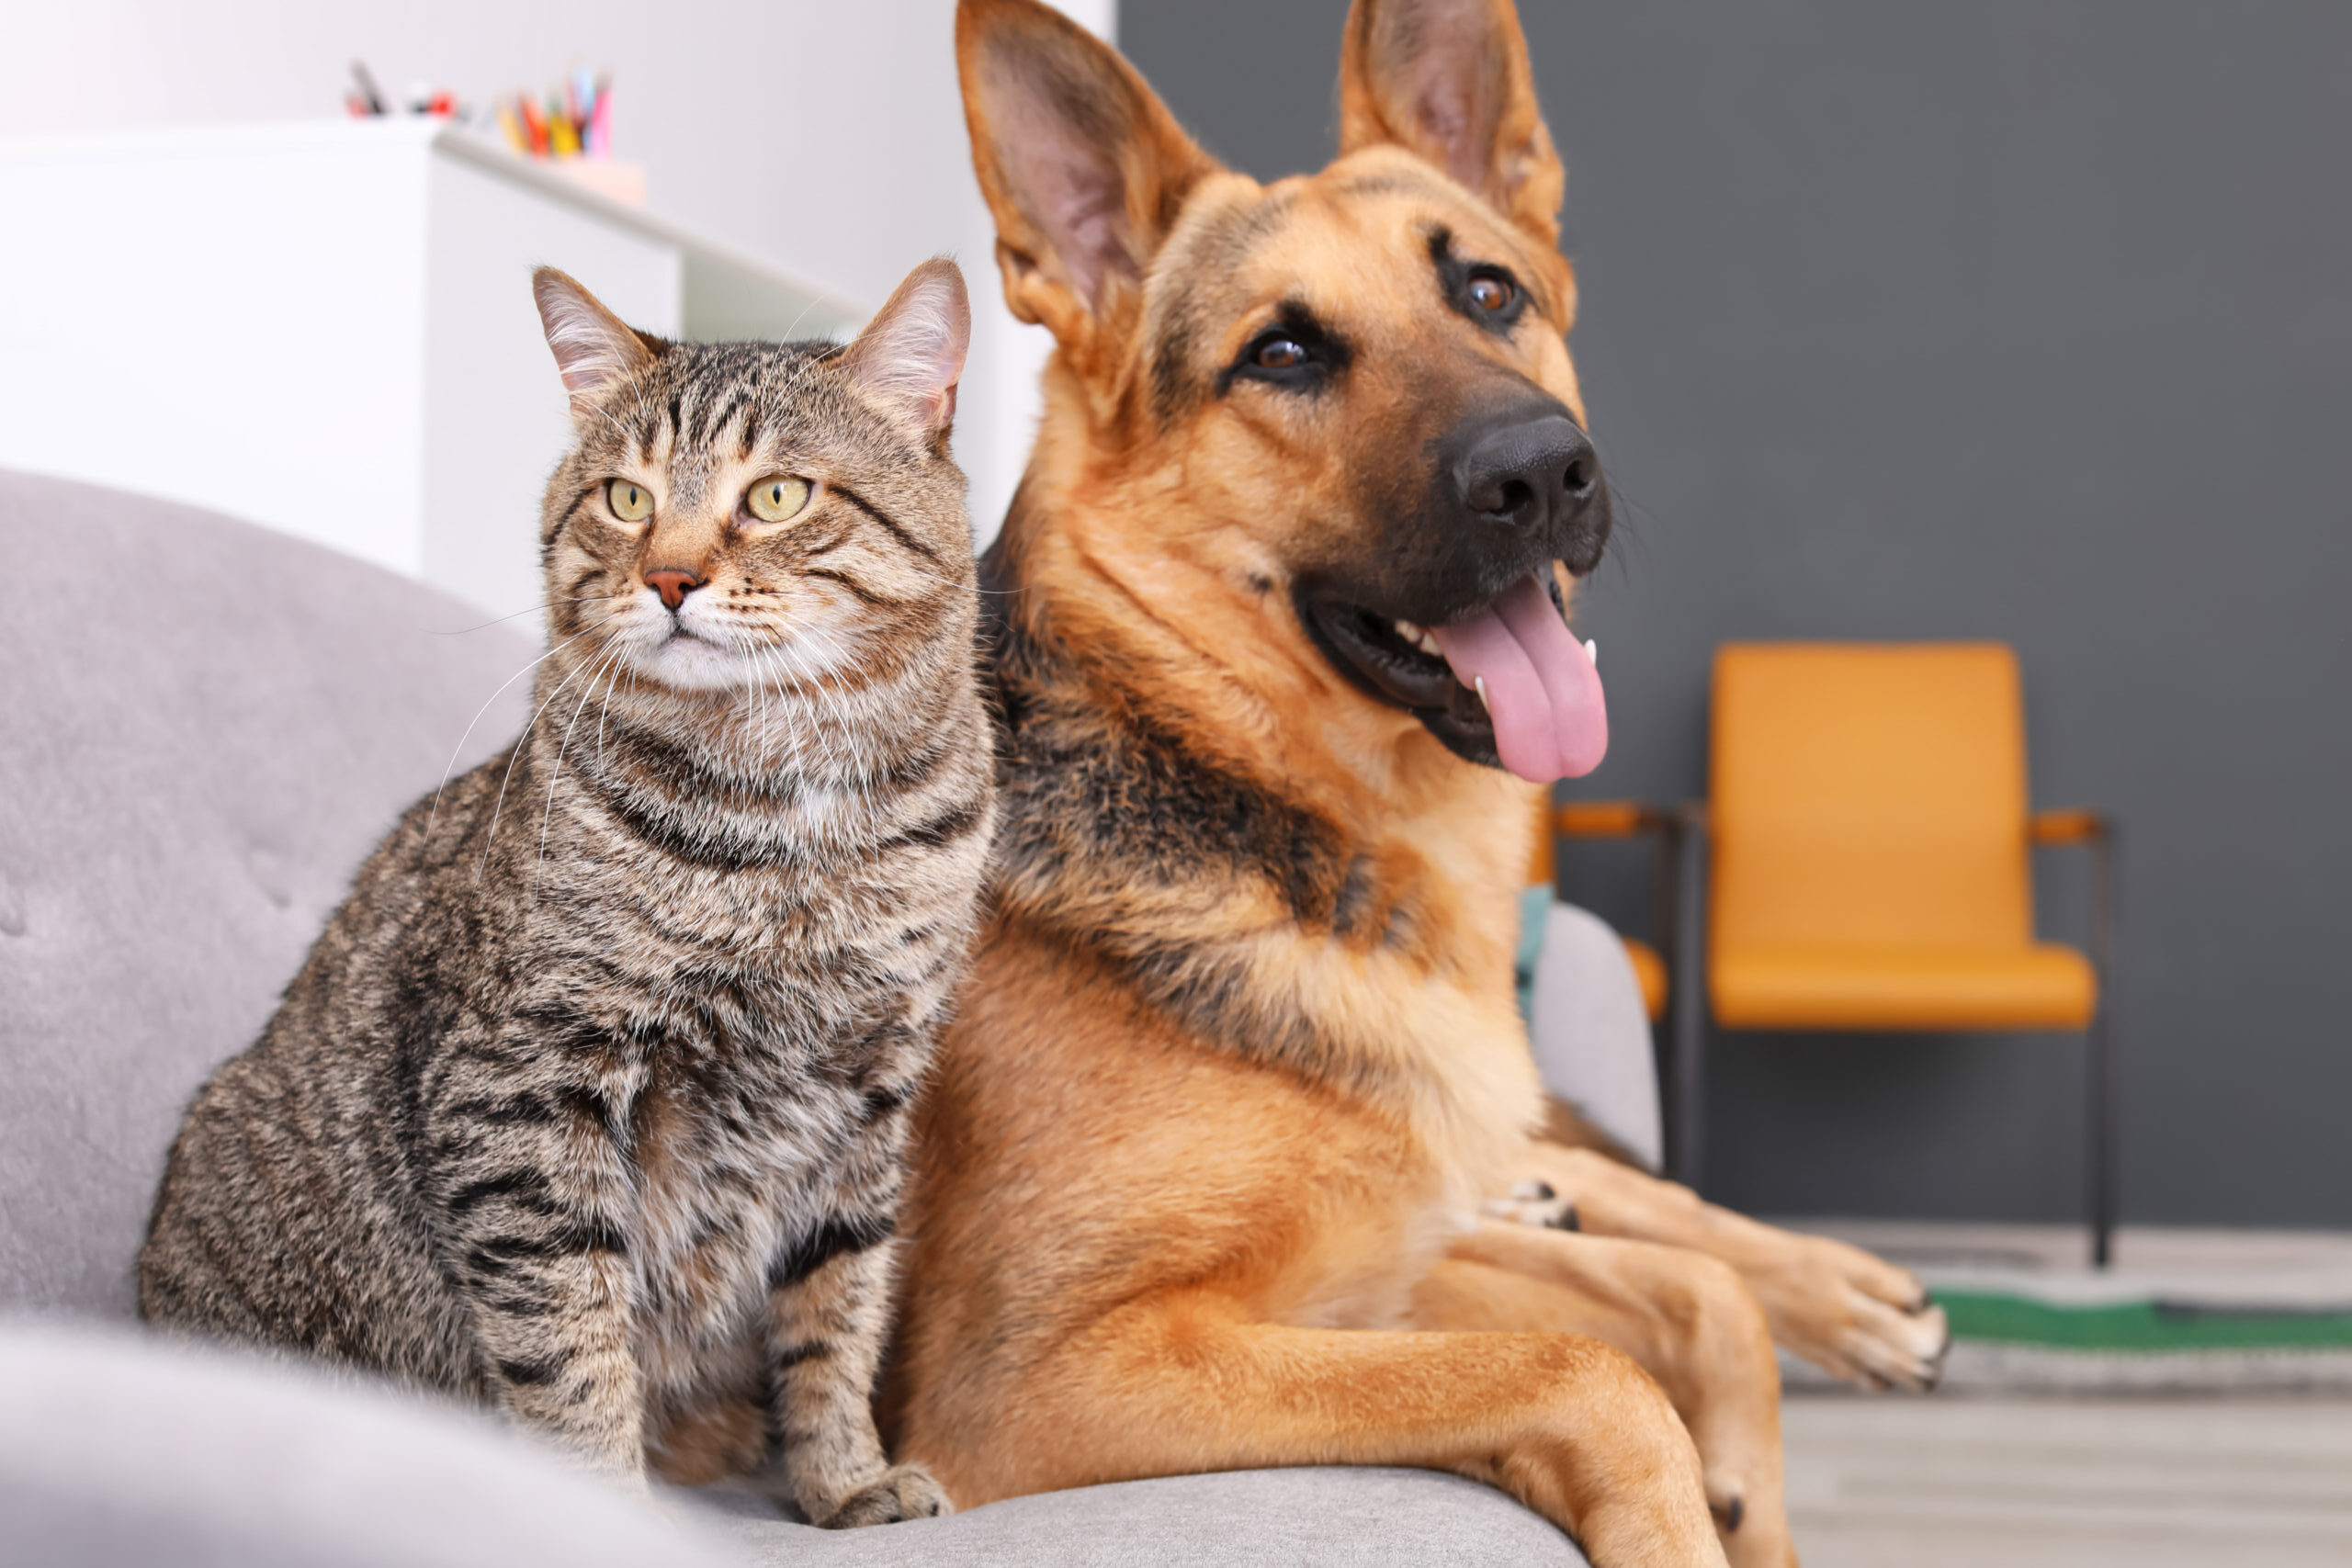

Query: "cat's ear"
<box><xmin>1337</xmin><ymin>0</ymin><xmax>1566</xmax><ymax>249</ymax></box>
<box><xmin>957</xmin><ymin>0</ymin><xmax>1221</xmax><ymax>354</ymax></box>
<box><xmin>836</xmin><ymin>258</ymin><xmax>972</xmax><ymax>440</ymax></box>
<box><xmin>532</xmin><ymin>267</ymin><xmax>662</xmax><ymax>413</ymax></box>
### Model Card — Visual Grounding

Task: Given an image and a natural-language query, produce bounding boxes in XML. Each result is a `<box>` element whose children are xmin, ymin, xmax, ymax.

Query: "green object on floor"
<box><xmin>1936</xmin><ymin>1290</ymin><xmax>2352</xmax><ymax>1352</ymax></box>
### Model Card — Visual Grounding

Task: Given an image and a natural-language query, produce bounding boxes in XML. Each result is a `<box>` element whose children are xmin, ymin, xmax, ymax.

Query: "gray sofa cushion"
<box><xmin>0</xmin><ymin>1319</ymin><xmax>742</xmax><ymax>1568</ymax></box>
<box><xmin>2</xmin><ymin>1321</ymin><xmax>1582</xmax><ymax>1567</ymax></box>
<box><xmin>0</xmin><ymin>470</ymin><xmax>1585</xmax><ymax>1564</ymax></box>
<box><xmin>0</xmin><ymin>469</ymin><xmax>536</xmax><ymax>1315</ymax></box>
<box><xmin>699</xmin><ymin>1468</ymin><xmax>1584</xmax><ymax>1565</ymax></box>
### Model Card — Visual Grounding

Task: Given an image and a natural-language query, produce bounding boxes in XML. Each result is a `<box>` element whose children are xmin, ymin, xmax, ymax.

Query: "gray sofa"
<box><xmin>0</xmin><ymin>470</ymin><xmax>1585</xmax><ymax>1565</ymax></box>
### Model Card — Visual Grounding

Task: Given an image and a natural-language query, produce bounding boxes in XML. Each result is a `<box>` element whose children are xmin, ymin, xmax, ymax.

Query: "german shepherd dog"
<box><xmin>888</xmin><ymin>3</ymin><xmax>1951</xmax><ymax>1563</ymax></box>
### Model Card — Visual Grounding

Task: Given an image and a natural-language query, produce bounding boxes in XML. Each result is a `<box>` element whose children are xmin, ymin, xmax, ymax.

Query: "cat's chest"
<box><xmin>567</xmin><ymin>862</ymin><xmax>925</xmax><ymax>1035</ymax></box>
<box><xmin>626</xmin><ymin>1071</ymin><xmax>860</xmax><ymax>1326</ymax></box>
<box><xmin>629</xmin><ymin>1065</ymin><xmax>855</xmax><ymax>1229</ymax></box>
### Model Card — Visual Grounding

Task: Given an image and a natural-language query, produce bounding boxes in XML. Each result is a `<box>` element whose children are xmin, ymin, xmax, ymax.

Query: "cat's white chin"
<box><xmin>631</xmin><ymin>632</ymin><xmax>754</xmax><ymax>692</ymax></box>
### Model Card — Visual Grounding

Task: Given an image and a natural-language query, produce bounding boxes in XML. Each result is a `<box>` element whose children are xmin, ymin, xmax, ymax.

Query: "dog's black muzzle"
<box><xmin>1293</xmin><ymin>393</ymin><xmax>1611</xmax><ymax>768</ymax></box>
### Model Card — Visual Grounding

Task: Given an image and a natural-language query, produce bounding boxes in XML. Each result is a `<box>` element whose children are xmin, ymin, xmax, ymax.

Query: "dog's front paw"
<box><xmin>1483</xmin><ymin>1179</ymin><xmax>1580</xmax><ymax>1232</ymax></box>
<box><xmin>1750</xmin><ymin>1234</ymin><xmax>1949</xmax><ymax>1391</ymax></box>
<box><xmin>812</xmin><ymin>1463</ymin><xmax>953</xmax><ymax>1529</ymax></box>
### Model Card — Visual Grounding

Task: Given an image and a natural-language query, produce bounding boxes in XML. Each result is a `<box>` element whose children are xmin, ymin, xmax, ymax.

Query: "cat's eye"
<box><xmin>606</xmin><ymin>479</ymin><xmax>655</xmax><ymax>523</ymax></box>
<box><xmin>745</xmin><ymin>475</ymin><xmax>813</xmax><ymax>525</ymax></box>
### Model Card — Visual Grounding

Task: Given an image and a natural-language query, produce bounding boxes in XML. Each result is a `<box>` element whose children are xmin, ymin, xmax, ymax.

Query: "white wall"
<box><xmin>1</xmin><ymin>0</ymin><xmax>1112</xmax><ymax>547</ymax></box>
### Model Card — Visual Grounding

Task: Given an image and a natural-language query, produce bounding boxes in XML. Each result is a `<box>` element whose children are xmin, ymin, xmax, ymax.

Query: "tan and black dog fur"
<box><xmin>888</xmin><ymin>4</ymin><xmax>1950</xmax><ymax>1565</ymax></box>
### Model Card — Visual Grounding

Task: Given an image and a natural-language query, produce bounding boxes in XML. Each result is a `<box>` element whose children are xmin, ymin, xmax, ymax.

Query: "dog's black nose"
<box><xmin>1456</xmin><ymin>414</ymin><xmax>1602</xmax><ymax>533</ymax></box>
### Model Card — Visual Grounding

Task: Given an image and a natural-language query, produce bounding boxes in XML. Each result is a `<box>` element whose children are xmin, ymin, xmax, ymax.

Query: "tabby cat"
<box><xmin>138</xmin><ymin>258</ymin><xmax>993</xmax><ymax>1527</ymax></box>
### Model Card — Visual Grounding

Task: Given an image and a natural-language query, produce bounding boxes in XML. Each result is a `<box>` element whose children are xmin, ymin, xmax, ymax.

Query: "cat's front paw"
<box><xmin>813</xmin><ymin>1463</ymin><xmax>953</xmax><ymax>1528</ymax></box>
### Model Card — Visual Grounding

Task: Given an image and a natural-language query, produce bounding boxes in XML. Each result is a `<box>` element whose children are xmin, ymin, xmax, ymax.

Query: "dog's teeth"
<box><xmin>1584</xmin><ymin>638</ymin><xmax>1599</xmax><ymax>668</ymax></box>
<box><xmin>1395</xmin><ymin>619</ymin><xmax>1442</xmax><ymax>659</ymax></box>
<box><xmin>1474</xmin><ymin>675</ymin><xmax>1489</xmax><ymax>712</ymax></box>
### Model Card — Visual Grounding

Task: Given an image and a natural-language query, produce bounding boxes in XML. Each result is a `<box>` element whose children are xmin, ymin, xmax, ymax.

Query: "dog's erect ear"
<box><xmin>956</xmin><ymin>0</ymin><xmax>1221</xmax><ymax>350</ymax></box>
<box><xmin>1337</xmin><ymin>0</ymin><xmax>1566</xmax><ymax>248</ymax></box>
<box><xmin>837</xmin><ymin>257</ymin><xmax>972</xmax><ymax>441</ymax></box>
<box><xmin>532</xmin><ymin>266</ymin><xmax>663</xmax><ymax>415</ymax></box>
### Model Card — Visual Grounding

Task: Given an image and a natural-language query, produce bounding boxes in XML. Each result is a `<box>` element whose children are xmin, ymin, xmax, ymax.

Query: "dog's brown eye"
<box><xmin>1469</xmin><ymin>276</ymin><xmax>1513</xmax><ymax>311</ymax></box>
<box><xmin>1255</xmin><ymin>337</ymin><xmax>1307</xmax><ymax>370</ymax></box>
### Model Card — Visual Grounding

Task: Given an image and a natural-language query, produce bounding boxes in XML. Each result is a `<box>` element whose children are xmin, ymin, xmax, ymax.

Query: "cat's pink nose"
<box><xmin>645</xmin><ymin>570</ymin><xmax>703</xmax><ymax>610</ymax></box>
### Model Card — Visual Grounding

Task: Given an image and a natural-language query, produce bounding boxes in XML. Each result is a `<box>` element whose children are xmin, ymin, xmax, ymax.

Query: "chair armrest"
<box><xmin>1555</xmin><ymin>800</ymin><xmax>1670</xmax><ymax>839</ymax></box>
<box><xmin>2030</xmin><ymin>807</ymin><xmax>2110</xmax><ymax>845</ymax></box>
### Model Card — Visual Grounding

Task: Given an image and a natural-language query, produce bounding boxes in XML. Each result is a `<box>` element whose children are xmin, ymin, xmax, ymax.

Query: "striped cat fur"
<box><xmin>139</xmin><ymin>259</ymin><xmax>992</xmax><ymax>1527</ymax></box>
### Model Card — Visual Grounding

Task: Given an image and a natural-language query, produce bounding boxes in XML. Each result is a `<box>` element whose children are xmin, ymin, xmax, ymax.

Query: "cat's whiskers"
<box><xmin>478</xmin><ymin>637</ymin><xmax>626</xmax><ymax>877</ymax></box>
<box><xmin>771</xmin><ymin>644</ymin><xmax>818</xmax><ymax>780</ymax></box>
<box><xmin>740</xmin><ymin>640</ymin><xmax>781</xmax><ymax>775</ymax></box>
<box><xmin>850</xmin><ymin>559</ymin><xmax>1003</xmax><ymax>600</ymax></box>
<box><xmin>740</xmin><ymin>645</ymin><xmax>765</xmax><ymax>766</ymax></box>
<box><xmin>594</xmin><ymin>651</ymin><xmax>628</xmax><ymax>767</ymax></box>
<box><xmin>582</xmin><ymin>366</ymin><xmax>656</xmax><ymax>446</ymax></box>
<box><xmin>761</xmin><ymin>642</ymin><xmax>831</xmax><ymax>780</ymax></box>
<box><xmin>818</xmin><ymin>657</ymin><xmax>889</xmax><ymax>794</ymax></box>
<box><xmin>781</xmin><ymin>654</ymin><xmax>824</xmax><ymax>782</ymax></box>
<box><xmin>772</xmin><ymin>635</ymin><xmax>861</xmax><ymax>777</ymax></box>
<box><xmin>775</xmin><ymin>295</ymin><xmax>826</xmax><ymax>345</ymax></box>
<box><xmin>430</xmin><ymin>592</ymin><xmax>628</xmax><ymax>637</ymax></box>
<box><xmin>758</xmin><ymin>637</ymin><xmax>831</xmax><ymax>778</ymax></box>
<box><xmin>429</xmin><ymin>624</ymin><xmax>607</xmax><ymax>844</ymax></box>
<box><xmin>536</xmin><ymin>642</ymin><xmax>629</xmax><ymax>890</ymax></box>
<box><xmin>725</xmin><ymin>620</ymin><xmax>814</xmax><ymax>700</ymax></box>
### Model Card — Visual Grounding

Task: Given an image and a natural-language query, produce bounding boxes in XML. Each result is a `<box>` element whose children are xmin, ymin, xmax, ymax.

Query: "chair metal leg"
<box><xmin>2087</xmin><ymin>824</ymin><xmax>2120</xmax><ymax>1269</ymax></box>
<box><xmin>1668</xmin><ymin>810</ymin><xmax>1709</xmax><ymax>1190</ymax></box>
<box><xmin>2087</xmin><ymin>1012</ymin><xmax>2113</xmax><ymax>1269</ymax></box>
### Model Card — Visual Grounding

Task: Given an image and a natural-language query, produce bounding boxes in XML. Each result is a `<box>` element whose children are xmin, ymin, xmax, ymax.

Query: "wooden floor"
<box><xmin>1771</xmin><ymin>1223</ymin><xmax>2352</xmax><ymax>1562</ymax></box>
<box><xmin>1782</xmin><ymin>1395</ymin><xmax>2352</xmax><ymax>1566</ymax></box>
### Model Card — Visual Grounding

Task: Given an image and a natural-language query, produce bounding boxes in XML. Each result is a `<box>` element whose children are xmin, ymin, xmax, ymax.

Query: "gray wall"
<box><xmin>1124</xmin><ymin>2</ymin><xmax>2352</xmax><ymax>1227</ymax></box>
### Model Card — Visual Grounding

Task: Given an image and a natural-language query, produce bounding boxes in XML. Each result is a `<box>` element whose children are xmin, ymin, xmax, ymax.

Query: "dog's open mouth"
<box><xmin>1301</xmin><ymin>569</ymin><xmax>1607</xmax><ymax>783</ymax></box>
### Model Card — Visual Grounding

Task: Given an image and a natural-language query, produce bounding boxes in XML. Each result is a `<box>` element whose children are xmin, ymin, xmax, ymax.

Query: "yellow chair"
<box><xmin>1673</xmin><ymin>643</ymin><xmax>2117</xmax><ymax>1263</ymax></box>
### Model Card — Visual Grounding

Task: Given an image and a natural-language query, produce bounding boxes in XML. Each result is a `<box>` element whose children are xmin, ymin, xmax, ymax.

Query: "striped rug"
<box><xmin>1772</xmin><ymin>1221</ymin><xmax>2352</xmax><ymax>1393</ymax></box>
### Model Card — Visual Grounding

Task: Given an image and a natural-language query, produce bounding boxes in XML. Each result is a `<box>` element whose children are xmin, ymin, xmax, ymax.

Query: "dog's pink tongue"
<box><xmin>1428</xmin><ymin>574</ymin><xmax>1608</xmax><ymax>783</ymax></box>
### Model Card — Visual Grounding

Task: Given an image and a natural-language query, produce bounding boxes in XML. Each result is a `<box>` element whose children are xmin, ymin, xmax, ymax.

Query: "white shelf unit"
<box><xmin>0</xmin><ymin>119</ymin><xmax>863</xmax><ymax>622</ymax></box>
